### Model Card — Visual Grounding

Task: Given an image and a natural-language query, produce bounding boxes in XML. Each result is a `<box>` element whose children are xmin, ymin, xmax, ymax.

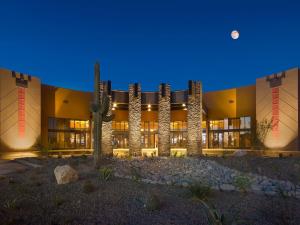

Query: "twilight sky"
<box><xmin>0</xmin><ymin>0</ymin><xmax>299</xmax><ymax>92</ymax></box>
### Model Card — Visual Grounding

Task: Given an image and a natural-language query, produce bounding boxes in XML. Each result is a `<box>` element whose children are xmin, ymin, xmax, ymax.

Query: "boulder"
<box><xmin>54</xmin><ymin>165</ymin><xmax>78</xmax><ymax>184</ymax></box>
<box><xmin>233</xmin><ymin>150</ymin><xmax>247</xmax><ymax>157</ymax></box>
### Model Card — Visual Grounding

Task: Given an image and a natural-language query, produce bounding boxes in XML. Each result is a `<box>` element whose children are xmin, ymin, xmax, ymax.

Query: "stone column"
<box><xmin>129</xmin><ymin>83</ymin><xmax>141</xmax><ymax>156</ymax></box>
<box><xmin>158</xmin><ymin>83</ymin><xmax>171</xmax><ymax>156</ymax></box>
<box><xmin>101</xmin><ymin>81</ymin><xmax>113</xmax><ymax>156</ymax></box>
<box><xmin>187</xmin><ymin>81</ymin><xmax>202</xmax><ymax>156</ymax></box>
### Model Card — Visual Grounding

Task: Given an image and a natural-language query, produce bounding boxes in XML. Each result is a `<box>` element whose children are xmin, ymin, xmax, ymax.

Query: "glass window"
<box><xmin>48</xmin><ymin>118</ymin><xmax>91</xmax><ymax>149</ymax></box>
<box><xmin>245</xmin><ymin>117</ymin><xmax>251</xmax><ymax>129</ymax></box>
<box><xmin>70</xmin><ymin>120</ymin><xmax>75</xmax><ymax>129</ymax></box>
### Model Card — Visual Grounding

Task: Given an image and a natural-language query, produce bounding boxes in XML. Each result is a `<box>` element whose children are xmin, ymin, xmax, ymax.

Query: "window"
<box><xmin>170</xmin><ymin>121</ymin><xmax>187</xmax><ymax>148</ymax></box>
<box><xmin>208</xmin><ymin>117</ymin><xmax>252</xmax><ymax>149</ymax></box>
<box><xmin>48</xmin><ymin>117</ymin><xmax>91</xmax><ymax>149</ymax></box>
<box><xmin>141</xmin><ymin>121</ymin><xmax>158</xmax><ymax>148</ymax></box>
<box><xmin>112</xmin><ymin>121</ymin><xmax>129</xmax><ymax>149</ymax></box>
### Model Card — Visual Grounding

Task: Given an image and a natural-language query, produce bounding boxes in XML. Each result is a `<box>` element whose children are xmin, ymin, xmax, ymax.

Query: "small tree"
<box><xmin>253</xmin><ymin>118</ymin><xmax>273</xmax><ymax>150</ymax></box>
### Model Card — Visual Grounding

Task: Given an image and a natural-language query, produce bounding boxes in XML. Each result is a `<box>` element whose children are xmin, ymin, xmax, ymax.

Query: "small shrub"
<box><xmin>144</xmin><ymin>193</ymin><xmax>161</xmax><ymax>211</ymax></box>
<box><xmin>150</xmin><ymin>151</ymin><xmax>156</xmax><ymax>157</ymax></box>
<box><xmin>81</xmin><ymin>154</ymin><xmax>87</xmax><ymax>159</ymax></box>
<box><xmin>83</xmin><ymin>180</ymin><xmax>96</xmax><ymax>194</ymax></box>
<box><xmin>53</xmin><ymin>195</ymin><xmax>65</xmax><ymax>207</ymax></box>
<box><xmin>172</xmin><ymin>151</ymin><xmax>178</xmax><ymax>157</ymax></box>
<box><xmin>3</xmin><ymin>198</ymin><xmax>18</xmax><ymax>209</ymax></box>
<box><xmin>189</xmin><ymin>183</ymin><xmax>211</xmax><ymax>200</ymax></box>
<box><xmin>199</xmin><ymin>200</ymin><xmax>225</xmax><ymax>225</ymax></box>
<box><xmin>8</xmin><ymin>177</ymin><xmax>17</xmax><ymax>184</ymax></box>
<box><xmin>130</xmin><ymin>166</ymin><xmax>142</xmax><ymax>182</ymax></box>
<box><xmin>234</xmin><ymin>175</ymin><xmax>251</xmax><ymax>192</ymax></box>
<box><xmin>99</xmin><ymin>167</ymin><xmax>113</xmax><ymax>181</ymax></box>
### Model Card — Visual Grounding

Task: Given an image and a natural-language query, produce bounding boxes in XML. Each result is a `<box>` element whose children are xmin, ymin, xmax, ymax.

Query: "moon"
<box><xmin>231</xmin><ymin>30</ymin><xmax>239</xmax><ymax>40</ymax></box>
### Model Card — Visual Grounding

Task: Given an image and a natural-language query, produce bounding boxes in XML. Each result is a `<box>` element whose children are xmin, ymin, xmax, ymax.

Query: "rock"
<box><xmin>54</xmin><ymin>165</ymin><xmax>78</xmax><ymax>184</ymax></box>
<box><xmin>220</xmin><ymin>184</ymin><xmax>235</xmax><ymax>191</ymax></box>
<box><xmin>251</xmin><ymin>184</ymin><xmax>262</xmax><ymax>192</ymax></box>
<box><xmin>233</xmin><ymin>150</ymin><xmax>247</xmax><ymax>157</ymax></box>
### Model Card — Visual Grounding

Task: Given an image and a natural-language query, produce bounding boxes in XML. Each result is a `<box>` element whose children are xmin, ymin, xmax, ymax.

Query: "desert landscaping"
<box><xmin>1</xmin><ymin>154</ymin><xmax>300</xmax><ymax>225</ymax></box>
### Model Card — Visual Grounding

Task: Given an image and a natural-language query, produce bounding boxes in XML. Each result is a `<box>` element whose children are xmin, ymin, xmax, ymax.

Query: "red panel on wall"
<box><xmin>18</xmin><ymin>87</ymin><xmax>25</xmax><ymax>138</ymax></box>
<box><xmin>272</xmin><ymin>87</ymin><xmax>279</xmax><ymax>137</ymax></box>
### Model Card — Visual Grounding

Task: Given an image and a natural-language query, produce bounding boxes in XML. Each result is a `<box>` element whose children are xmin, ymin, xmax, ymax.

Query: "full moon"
<box><xmin>231</xmin><ymin>30</ymin><xmax>239</xmax><ymax>40</ymax></box>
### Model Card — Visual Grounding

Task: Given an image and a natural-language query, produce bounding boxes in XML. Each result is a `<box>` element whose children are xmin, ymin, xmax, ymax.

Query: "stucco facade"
<box><xmin>0</xmin><ymin>66</ymin><xmax>299</xmax><ymax>155</ymax></box>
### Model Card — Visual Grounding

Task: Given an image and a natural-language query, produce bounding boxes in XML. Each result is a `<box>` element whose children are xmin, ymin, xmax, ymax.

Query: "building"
<box><xmin>0</xmin><ymin>66</ymin><xmax>299</xmax><ymax>157</ymax></box>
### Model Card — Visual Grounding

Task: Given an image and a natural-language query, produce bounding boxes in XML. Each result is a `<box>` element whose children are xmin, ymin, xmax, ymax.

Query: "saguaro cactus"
<box><xmin>91</xmin><ymin>62</ymin><xmax>114</xmax><ymax>167</ymax></box>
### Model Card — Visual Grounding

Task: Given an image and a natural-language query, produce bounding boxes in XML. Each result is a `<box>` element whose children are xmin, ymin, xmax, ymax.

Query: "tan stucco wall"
<box><xmin>256</xmin><ymin>68</ymin><xmax>299</xmax><ymax>150</ymax></box>
<box><xmin>203</xmin><ymin>85</ymin><xmax>256</xmax><ymax>121</ymax></box>
<box><xmin>0</xmin><ymin>69</ymin><xmax>41</xmax><ymax>151</ymax></box>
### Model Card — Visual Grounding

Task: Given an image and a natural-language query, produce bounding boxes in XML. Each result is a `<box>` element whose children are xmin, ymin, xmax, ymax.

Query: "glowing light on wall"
<box><xmin>18</xmin><ymin>87</ymin><xmax>26</xmax><ymax>138</ymax></box>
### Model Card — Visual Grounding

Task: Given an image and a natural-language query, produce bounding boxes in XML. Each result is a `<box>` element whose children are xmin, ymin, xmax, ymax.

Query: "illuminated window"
<box><xmin>48</xmin><ymin>118</ymin><xmax>91</xmax><ymax>149</ymax></box>
<box><xmin>70</xmin><ymin>120</ymin><xmax>75</xmax><ymax>128</ymax></box>
<box><xmin>208</xmin><ymin>117</ymin><xmax>252</xmax><ymax>149</ymax></box>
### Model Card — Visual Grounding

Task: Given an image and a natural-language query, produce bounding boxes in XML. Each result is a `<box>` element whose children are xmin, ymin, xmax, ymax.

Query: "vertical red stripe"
<box><xmin>18</xmin><ymin>87</ymin><xmax>25</xmax><ymax>138</ymax></box>
<box><xmin>272</xmin><ymin>87</ymin><xmax>279</xmax><ymax>137</ymax></box>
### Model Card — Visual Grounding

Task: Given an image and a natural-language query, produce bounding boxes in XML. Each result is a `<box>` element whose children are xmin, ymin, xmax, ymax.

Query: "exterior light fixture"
<box><xmin>147</xmin><ymin>104</ymin><xmax>151</xmax><ymax>108</ymax></box>
<box><xmin>182</xmin><ymin>103</ymin><xmax>186</xmax><ymax>107</ymax></box>
<box><xmin>147</xmin><ymin>108</ymin><xmax>151</xmax><ymax>112</ymax></box>
<box><xmin>112</xmin><ymin>107</ymin><xmax>115</xmax><ymax>111</ymax></box>
<box><xmin>183</xmin><ymin>108</ymin><xmax>187</xmax><ymax>111</ymax></box>
<box><xmin>113</xmin><ymin>103</ymin><xmax>117</xmax><ymax>107</ymax></box>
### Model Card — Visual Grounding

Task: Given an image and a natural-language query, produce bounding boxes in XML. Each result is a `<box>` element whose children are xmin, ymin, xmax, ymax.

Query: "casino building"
<box><xmin>0</xmin><ymin>66</ymin><xmax>299</xmax><ymax>156</ymax></box>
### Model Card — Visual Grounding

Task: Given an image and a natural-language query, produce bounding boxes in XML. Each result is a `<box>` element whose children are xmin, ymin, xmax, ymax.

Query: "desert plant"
<box><xmin>200</xmin><ymin>201</ymin><xmax>225</xmax><ymax>225</ymax></box>
<box><xmin>172</xmin><ymin>151</ymin><xmax>178</xmax><ymax>157</ymax></box>
<box><xmin>3</xmin><ymin>198</ymin><xmax>18</xmax><ymax>209</ymax></box>
<box><xmin>34</xmin><ymin>136</ymin><xmax>53</xmax><ymax>157</ymax></box>
<box><xmin>99</xmin><ymin>167</ymin><xmax>113</xmax><ymax>181</ymax></box>
<box><xmin>82</xmin><ymin>180</ymin><xmax>96</xmax><ymax>194</ymax></box>
<box><xmin>53</xmin><ymin>195</ymin><xmax>65</xmax><ymax>207</ymax></box>
<box><xmin>189</xmin><ymin>183</ymin><xmax>211</xmax><ymax>200</ymax></box>
<box><xmin>130</xmin><ymin>165</ymin><xmax>142</xmax><ymax>182</ymax></box>
<box><xmin>91</xmin><ymin>62</ymin><xmax>115</xmax><ymax>167</ymax></box>
<box><xmin>81</xmin><ymin>154</ymin><xmax>88</xmax><ymax>159</ymax></box>
<box><xmin>253</xmin><ymin>118</ymin><xmax>273</xmax><ymax>150</ymax></box>
<box><xmin>144</xmin><ymin>193</ymin><xmax>161</xmax><ymax>211</ymax></box>
<box><xmin>234</xmin><ymin>175</ymin><xmax>251</xmax><ymax>192</ymax></box>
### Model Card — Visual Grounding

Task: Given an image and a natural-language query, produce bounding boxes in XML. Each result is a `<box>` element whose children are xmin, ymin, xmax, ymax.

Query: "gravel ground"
<box><xmin>209</xmin><ymin>155</ymin><xmax>300</xmax><ymax>185</ymax></box>
<box><xmin>0</xmin><ymin>156</ymin><xmax>299</xmax><ymax>225</ymax></box>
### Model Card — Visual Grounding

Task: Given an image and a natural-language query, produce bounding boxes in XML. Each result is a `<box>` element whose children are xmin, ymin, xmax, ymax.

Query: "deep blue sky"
<box><xmin>0</xmin><ymin>0</ymin><xmax>299</xmax><ymax>92</ymax></box>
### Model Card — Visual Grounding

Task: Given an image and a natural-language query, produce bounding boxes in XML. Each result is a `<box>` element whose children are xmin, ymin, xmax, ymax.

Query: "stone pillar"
<box><xmin>158</xmin><ymin>83</ymin><xmax>171</xmax><ymax>156</ymax></box>
<box><xmin>101</xmin><ymin>81</ymin><xmax>113</xmax><ymax>156</ymax></box>
<box><xmin>187</xmin><ymin>81</ymin><xmax>202</xmax><ymax>156</ymax></box>
<box><xmin>129</xmin><ymin>83</ymin><xmax>141</xmax><ymax>156</ymax></box>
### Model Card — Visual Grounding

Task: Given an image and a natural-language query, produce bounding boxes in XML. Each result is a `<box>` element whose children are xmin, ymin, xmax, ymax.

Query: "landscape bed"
<box><xmin>0</xmin><ymin>156</ymin><xmax>299</xmax><ymax>225</ymax></box>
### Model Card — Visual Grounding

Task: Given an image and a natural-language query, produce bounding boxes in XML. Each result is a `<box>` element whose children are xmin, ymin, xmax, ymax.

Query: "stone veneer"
<box><xmin>129</xmin><ymin>83</ymin><xmax>142</xmax><ymax>156</ymax></box>
<box><xmin>158</xmin><ymin>83</ymin><xmax>171</xmax><ymax>156</ymax></box>
<box><xmin>100</xmin><ymin>82</ymin><xmax>113</xmax><ymax>156</ymax></box>
<box><xmin>187</xmin><ymin>81</ymin><xmax>202</xmax><ymax>156</ymax></box>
